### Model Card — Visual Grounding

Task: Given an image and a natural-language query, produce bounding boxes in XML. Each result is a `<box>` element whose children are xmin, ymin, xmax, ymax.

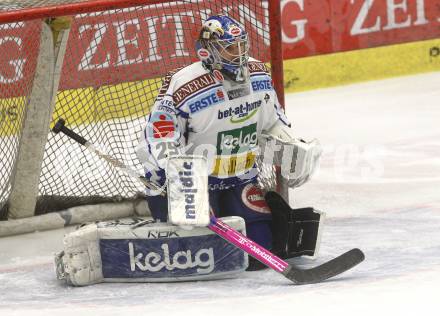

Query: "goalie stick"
<box><xmin>52</xmin><ymin>118</ymin><xmax>164</xmax><ymax>195</ymax></box>
<box><xmin>52</xmin><ymin>118</ymin><xmax>365</xmax><ymax>285</ymax></box>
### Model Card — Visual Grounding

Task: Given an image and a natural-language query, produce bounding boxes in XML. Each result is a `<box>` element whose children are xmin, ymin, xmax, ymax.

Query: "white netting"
<box><xmin>0</xmin><ymin>0</ymin><xmax>279</xmax><ymax>218</ymax></box>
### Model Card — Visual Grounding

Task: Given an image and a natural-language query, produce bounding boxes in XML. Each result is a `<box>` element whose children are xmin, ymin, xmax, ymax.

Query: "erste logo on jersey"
<box><xmin>148</xmin><ymin>111</ymin><xmax>177</xmax><ymax>140</ymax></box>
<box><xmin>241</xmin><ymin>184</ymin><xmax>271</xmax><ymax>214</ymax></box>
<box><xmin>218</xmin><ymin>100</ymin><xmax>262</xmax><ymax>124</ymax></box>
<box><xmin>251</xmin><ymin>76</ymin><xmax>273</xmax><ymax>92</ymax></box>
<box><xmin>188</xmin><ymin>88</ymin><xmax>225</xmax><ymax>114</ymax></box>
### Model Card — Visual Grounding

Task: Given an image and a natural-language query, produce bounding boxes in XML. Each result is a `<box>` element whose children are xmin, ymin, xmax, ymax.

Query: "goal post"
<box><xmin>0</xmin><ymin>0</ymin><xmax>286</xmax><ymax>235</ymax></box>
<box><xmin>7</xmin><ymin>17</ymin><xmax>72</xmax><ymax>219</ymax></box>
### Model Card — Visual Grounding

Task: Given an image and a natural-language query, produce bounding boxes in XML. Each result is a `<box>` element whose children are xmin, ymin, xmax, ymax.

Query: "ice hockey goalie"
<box><xmin>55</xmin><ymin>15</ymin><xmax>324</xmax><ymax>286</ymax></box>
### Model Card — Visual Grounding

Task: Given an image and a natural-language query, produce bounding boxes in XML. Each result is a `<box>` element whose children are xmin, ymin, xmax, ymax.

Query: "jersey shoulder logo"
<box><xmin>156</xmin><ymin>67</ymin><xmax>185</xmax><ymax>101</ymax></box>
<box><xmin>248</xmin><ymin>61</ymin><xmax>270</xmax><ymax>75</ymax></box>
<box><xmin>172</xmin><ymin>73</ymin><xmax>217</xmax><ymax>107</ymax></box>
<box><xmin>148</xmin><ymin>111</ymin><xmax>177</xmax><ymax>141</ymax></box>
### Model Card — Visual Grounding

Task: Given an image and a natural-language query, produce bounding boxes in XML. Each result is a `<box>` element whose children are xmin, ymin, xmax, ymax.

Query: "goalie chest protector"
<box><xmin>55</xmin><ymin>216</ymin><xmax>248</xmax><ymax>286</ymax></box>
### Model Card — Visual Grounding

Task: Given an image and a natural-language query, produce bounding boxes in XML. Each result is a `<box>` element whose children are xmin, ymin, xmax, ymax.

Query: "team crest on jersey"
<box><xmin>264</xmin><ymin>93</ymin><xmax>270</xmax><ymax>103</ymax></box>
<box><xmin>241</xmin><ymin>184</ymin><xmax>271</xmax><ymax>214</ymax></box>
<box><xmin>148</xmin><ymin>111</ymin><xmax>177</xmax><ymax>141</ymax></box>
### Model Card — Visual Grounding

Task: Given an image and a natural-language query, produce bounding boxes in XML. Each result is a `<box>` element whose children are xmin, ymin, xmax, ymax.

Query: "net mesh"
<box><xmin>0</xmin><ymin>0</ymin><xmax>278</xmax><ymax>218</ymax></box>
<box><xmin>0</xmin><ymin>0</ymin><xmax>98</xmax><ymax>10</ymax></box>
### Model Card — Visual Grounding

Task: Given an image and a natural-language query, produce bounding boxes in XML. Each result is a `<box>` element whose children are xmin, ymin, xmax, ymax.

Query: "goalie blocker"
<box><xmin>267</xmin><ymin>191</ymin><xmax>325</xmax><ymax>260</ymax></box>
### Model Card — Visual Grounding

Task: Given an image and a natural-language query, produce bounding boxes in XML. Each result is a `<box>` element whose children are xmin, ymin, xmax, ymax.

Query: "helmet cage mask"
<box><xmin>207</xmin><ymin>34</ymin><xmax>249</xmax><ymax>83</ymax></box>
<box><xmin>196</xmin><ymin>17</ymin><xmax>250</xmax><ymax>83</ymax></box>
<box><xmin>209</xmin><ymin>34</ymin><xmax>249</xmax><ymax>67</ymax></box>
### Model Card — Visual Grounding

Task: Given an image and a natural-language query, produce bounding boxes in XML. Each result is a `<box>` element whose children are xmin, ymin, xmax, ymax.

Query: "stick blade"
<box><xmin>284</xmin><ymin>248</ymin><xmax>365</xmax><ymax>285</ymax></box>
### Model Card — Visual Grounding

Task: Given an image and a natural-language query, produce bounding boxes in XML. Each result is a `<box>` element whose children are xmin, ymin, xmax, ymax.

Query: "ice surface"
<box><xmin>1</xmin><ymin>72</ymin><xmax>439</xmax><ymax>316</ymax></box>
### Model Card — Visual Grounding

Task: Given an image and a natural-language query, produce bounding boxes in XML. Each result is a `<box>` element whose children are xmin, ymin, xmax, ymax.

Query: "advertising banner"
<box><xmin>0</xmin><ymin>0</ymin><xmax>438</xmax><ymax>96</ymax></box>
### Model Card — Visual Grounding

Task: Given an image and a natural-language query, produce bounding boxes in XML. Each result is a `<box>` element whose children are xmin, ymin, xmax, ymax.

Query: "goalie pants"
<box><xmin>146</xmin><ymin>181</ymin><xmax>273</xmax><ymax>249</ymax></box>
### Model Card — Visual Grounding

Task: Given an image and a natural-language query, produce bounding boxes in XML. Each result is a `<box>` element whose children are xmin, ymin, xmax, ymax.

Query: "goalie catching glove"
<box><xmin>259</xmin><ymin>122</ymin><xmax>322</xmax><ymax>189</ymax></box>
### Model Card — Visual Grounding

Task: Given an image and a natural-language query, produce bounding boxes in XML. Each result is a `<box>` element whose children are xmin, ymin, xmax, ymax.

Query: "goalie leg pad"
<box><xmin>55</xmin><ymin>216</ymin><xmax>248</xmax><ymax>286</ymax></box>
<box><xmin>265</xmin><ymin>191</ymin><xmax>325</xmax><ymax>259</ymax></box>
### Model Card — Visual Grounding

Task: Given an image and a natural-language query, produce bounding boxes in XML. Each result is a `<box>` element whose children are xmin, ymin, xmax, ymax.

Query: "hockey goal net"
<box><xmin>0</xmin><ymin>0</ymin><xmax>284</xmax><ymax>225</ymax></box>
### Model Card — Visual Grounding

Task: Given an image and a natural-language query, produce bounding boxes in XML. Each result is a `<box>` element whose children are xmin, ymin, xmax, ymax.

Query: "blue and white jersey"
<box><xmin>136</xmin><ymin>58</ymin><xmax>290</xmax><ymax>192</ymax></box>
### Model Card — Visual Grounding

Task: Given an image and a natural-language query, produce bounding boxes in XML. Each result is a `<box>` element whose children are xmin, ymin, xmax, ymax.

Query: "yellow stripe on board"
<box><xmin>0</xmin><ymin>78</ymin><xmax>161</xmax><ymax>136</ymax></box>
<box><xmin>51</xmin><ymin>78</ymin><xmax>161</xmax><ymax>129</ymax></box>
<box><xmin>283</xmin><ymin>38</ymin><xmax>440</xmax><ymax>93</ymax></box>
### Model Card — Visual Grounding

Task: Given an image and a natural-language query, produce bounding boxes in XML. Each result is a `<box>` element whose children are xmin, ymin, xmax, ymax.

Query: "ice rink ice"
<box><xmin>1</xmin><ymin>71</ymin><xmax>439</xmax><ymax>316</ymax></box>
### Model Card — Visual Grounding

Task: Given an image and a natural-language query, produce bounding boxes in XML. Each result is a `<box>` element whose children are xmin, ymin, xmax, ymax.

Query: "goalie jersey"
<box><xmin>136</xmin><ymin>59</ymin><xmax>290</xmax><ymax>192</ymax></box>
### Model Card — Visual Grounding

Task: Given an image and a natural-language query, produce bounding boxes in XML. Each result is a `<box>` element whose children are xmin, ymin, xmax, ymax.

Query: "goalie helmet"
<box><xmin>196</xmin><ymin>15</ymin><xmax>250</xmax><ymax>83</ymax></box>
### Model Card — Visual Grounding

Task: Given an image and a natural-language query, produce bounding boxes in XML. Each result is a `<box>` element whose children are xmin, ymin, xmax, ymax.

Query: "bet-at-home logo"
<box><xmin>217</xmin><ymin>123</ymin><xmax>257</xmax><ymax>155</ymax></box>
<box><xmin>218</xmin><ymin>100</ymin><xmax>262</xmax><ymax>124</ymax></box>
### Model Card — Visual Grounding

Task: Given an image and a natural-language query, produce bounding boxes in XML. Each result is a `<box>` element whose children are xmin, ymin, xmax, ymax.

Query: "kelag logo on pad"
<box><xmin>217</xmin><ymin>123</ymin><xmax>257</xmax><ymax>154</ymax></box>
<box><xmin>129</xmin><ymin>242</ymin><xmax>214</xmax><ymax>273</ymax></box>
<box><xmin>99</xmin><ymin>235</ymin><xmax>246</xmax><ymax>279</ymax></box>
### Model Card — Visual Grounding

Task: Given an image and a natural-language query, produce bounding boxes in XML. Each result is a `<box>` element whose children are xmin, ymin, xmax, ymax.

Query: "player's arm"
<box><xmin>136</xmin><ymin>83</ymin><xmax>187</xmax><ymax>195</ymax></box>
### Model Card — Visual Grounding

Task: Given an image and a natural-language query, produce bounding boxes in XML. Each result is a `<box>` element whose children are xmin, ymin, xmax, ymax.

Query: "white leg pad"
<box><xmin>55</xmin><ymin>216</ymin><xmax>247</xmax><ymax>286</ymax></box>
